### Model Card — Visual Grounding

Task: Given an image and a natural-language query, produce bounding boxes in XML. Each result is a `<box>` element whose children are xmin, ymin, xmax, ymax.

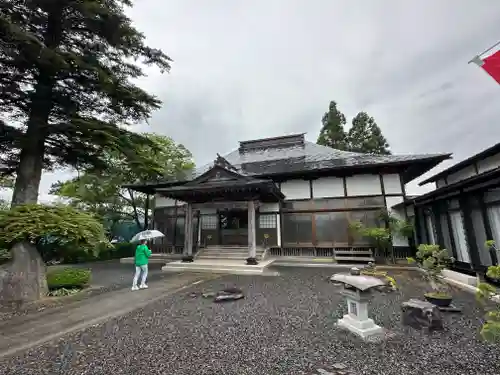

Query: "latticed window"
<box><xmin>201</xmin><ymin>215</ymin><xmax>218</xmax><ymax>229</ymax></box>
<box><xmin>259</xmin><ymin>214</ymin><xmax>277</xmax><ymax>229</ymax></box>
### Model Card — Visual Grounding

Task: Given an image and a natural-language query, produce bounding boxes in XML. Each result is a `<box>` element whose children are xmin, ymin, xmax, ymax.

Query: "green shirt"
<box><xmin>135</xmin><ymin>244</ymin><xmax>152</xmax><ymax>266</ymax></box>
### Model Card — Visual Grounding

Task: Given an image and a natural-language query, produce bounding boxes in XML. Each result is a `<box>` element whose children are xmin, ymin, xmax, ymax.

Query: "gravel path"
<box><xmin>1</xmin><ymin>267</ymin><xmax>499</xmax><ymax>375</ymax></box>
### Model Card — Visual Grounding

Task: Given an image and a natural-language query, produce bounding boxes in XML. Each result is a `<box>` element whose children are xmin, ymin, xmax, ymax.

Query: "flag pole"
<box><xmin>468</xmin><ymin>40</ymin><xmax>500</xmax><ymax>64</ymax></box>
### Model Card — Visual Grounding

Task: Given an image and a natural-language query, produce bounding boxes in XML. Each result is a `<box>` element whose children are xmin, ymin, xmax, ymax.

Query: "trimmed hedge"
<box><xmin>46</xmin><ymin>267</ymin><xmax>91</xmax><ymax>290</ymax></box>
<box><xmin>56</xmin><ymin>241</ymin><xmax>136</xmax><ymax>264</ymax></box>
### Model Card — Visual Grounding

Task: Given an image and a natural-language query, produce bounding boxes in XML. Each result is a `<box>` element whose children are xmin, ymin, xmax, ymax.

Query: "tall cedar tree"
<box><xmin>0</xmin><ymin>0</ymin><xmax>172</xmax><ymax>205</ymax></box>
<box><xmin>347</xmin><ymin>112</ymin><xmax>391</xmax><ymax>155</ymax></box>
<box><xmin>316</xmin><ymin>101</ymin><xmax>348</xmax><ymax>150</ymax></box>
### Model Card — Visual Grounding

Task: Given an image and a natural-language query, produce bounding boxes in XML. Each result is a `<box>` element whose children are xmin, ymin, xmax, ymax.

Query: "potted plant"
<box><xmin>408</xmin><ymin>244</ymin><xmax>455</xmax><ymax>307</ymax></box>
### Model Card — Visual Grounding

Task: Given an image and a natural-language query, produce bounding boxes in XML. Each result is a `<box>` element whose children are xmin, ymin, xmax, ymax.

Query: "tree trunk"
<box><xmin>0</xmin><ymin>242</ymin><xmax>48</xmax><ymax>305</ymax></box>
<box><xmin>10</xmin><ymin>5</ymin><xmax>63</xmax><ymax>206</ymax></box>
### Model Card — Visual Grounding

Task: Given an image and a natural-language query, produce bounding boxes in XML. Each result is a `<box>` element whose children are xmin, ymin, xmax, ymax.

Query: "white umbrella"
<box><xmin>131</xmin><ymin>229</ymin><xmax>165</xmax><ymax>243</ymax></box>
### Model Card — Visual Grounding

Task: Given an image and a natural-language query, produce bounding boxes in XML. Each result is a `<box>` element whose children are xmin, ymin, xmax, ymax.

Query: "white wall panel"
<box><xmin>260</xmin><ymin>202</ymin><xmax>279</xmax><ymax>212</ymax></box>
<box><xmin>478</xmin><ymin>152</ymin><xmax>500</xmax><ymax>174</ymax></box>
<box><xmin>280</xmin><ymin>180</ymin><xmax>310</xmax><ymax>200</ymax></box>
<box><xmin>382</xmin><ymin>174</ymin><xmax>402</xmax><ymax>194</ymax></box>
<box><xmin>198</xmin><ymin>207</ymin><xmax>217</xmax><ymax>215</ymax></box>
<box><xmin>446</xmin><ymin>165</ymin><xmax>477</xmax><ymax>185</ymax></box>
<box><xmin>155</xmin><ymin>195</ymin><xmax>176</xmax><ymax>208</ymax></box>
<box><xmin>312</xmin><ymin>177</ymin><xmax>345</xmax><ymax>198</ymax></box>
<box><xmin>386</xmin><ymin>196</ymin><xmax>409</xmax><ymax>246</ymax></box>
<box><xmin>345</xmin><ymin>174</ymin><xmax>382</xmax><ymax>196</ymax></box>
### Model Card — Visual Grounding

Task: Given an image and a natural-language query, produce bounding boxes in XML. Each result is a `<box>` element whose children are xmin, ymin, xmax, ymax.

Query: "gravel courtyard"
<box><xmin>1</xmin><ymin>267</ymin><xmax>499</xmax><ymax>375</ymax></box>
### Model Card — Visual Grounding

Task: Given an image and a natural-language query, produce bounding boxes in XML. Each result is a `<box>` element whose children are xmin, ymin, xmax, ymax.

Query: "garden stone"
<box><xmin>401</xmin><ymin>299</ymin><xmax>443</xmax><ymax>332</ymax></box>
<box><xmin>213</xmin><ymin>287</ymin><xmax>244</xmax><ymax>302</ymax></box>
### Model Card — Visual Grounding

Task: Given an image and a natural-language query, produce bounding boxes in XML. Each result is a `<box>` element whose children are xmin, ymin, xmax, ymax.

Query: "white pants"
<box><xmin>132</xmin><ymin>265</ymin><xmax>148</xmax><ymax>287</ymax></box>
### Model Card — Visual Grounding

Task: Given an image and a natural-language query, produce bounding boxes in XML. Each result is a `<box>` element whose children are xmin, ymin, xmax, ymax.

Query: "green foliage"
<box><xmin>317</xmin><ymin>101</ymin><xmax>349</xmax><ymax>151</ymax></box>
<box><xmin>46</xmin><ymin>267</ymin><xmax>91</xmax><ymax>290</ymax></box>
<box><xmin>485</xmin><ymin>240</ymin><xmax>496</xmax><ymax>249</ymax></box>
<box><xmin>409</xmin><ymin>244</ymin><xmax>454</xmax><ymax>293</ymax></box>
<box><xmin>1</xmin><ymin>0</ymin><xmax>172</xmax><ymax>204</ymax></box>
<box><xmin>360</xmin><ymin>268</ymin><xmax>397</xmax><ymax>290</ymax></box>
<box><xmin>348</xmin><ymin>210</ymin><xmax>413</xmax><ymax>261</ymax></box>
<box><xmin>347</xmin><ymin>112</ymin><xmax>391</xmax><ymax>155</ymax></box>
<box><xmin>316</xmin><ymin>102</ymin><xmax>392</xmax><ymax>155</ymax></box>
<box><xmin>50</xmin><ymin>133</ymin><xmax>194</xmax><ymax>231</ymax></box>
<box><xmin>486</xmin><ymin>265</ymin><xmax>500</xmax><ymax>279</ymax></box>
<box><xmin>476</xmin><ymin>271</ymin><xmax>500</xmax><ymax>344</ymax></box>
<box><xmin>0</xmin><ymin>204</ymin><xmax>109</xmax><ymax>261</ymax></box>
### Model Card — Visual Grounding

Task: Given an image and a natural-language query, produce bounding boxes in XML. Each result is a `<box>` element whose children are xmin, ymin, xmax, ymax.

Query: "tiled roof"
<box><xmin>125</xmin><ymin>134</ymin><xmax>450</xmax><ymax>194</ymax></box>
<box><xmin>193</xmin><ymin>139</ymin><xmax>448</xmax><ymax>178</ymax></box>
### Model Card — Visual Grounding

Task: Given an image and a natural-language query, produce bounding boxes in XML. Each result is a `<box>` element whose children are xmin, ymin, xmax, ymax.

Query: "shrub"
<box><xmin>46</xmin><ymin>267</ymin><xmax>91</xmax><ymax>290</ymax></box>
<box><xmin>111</xmin><ymin>242</ymin><xmax>135</xmax><ymax>259</ymax></box>
<box><xmin>0</xmin><ymin>204</ymin><xmax>110</xmax><ymax>263</ymax></box>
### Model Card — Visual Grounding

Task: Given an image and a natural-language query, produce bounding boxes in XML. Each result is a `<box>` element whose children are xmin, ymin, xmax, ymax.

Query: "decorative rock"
<box><xmin>213</xmin><ymin>287</ymin><xmax>244</xmax><ymax>303</ymax></box>
<box><xmin>401</xmin><ymin>299</ymin><xmax>443</xmax><ymax>332</ymax></box>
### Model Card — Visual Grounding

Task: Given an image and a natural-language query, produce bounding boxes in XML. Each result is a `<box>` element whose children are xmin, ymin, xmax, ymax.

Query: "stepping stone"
<box><xmin>401</xmin><ymin>299</ymin><xmax>443</xmax><ymax>332</ymax></box>
<box><xmin>213</xmin><ymin>287</ymin><xmax>244</xmax><ymax>303</ymax></box>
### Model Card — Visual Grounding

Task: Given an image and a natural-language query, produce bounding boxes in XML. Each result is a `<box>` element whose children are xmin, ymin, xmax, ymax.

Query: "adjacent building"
<box><xmin>127</xmin><ymin>133</ymin><xmax>449</xmax><ymax>264</ymax></box>
<box><xmin>402</xmin><ymin>142</ymin><xmax>500</xmax><ymax>274</ymax></box>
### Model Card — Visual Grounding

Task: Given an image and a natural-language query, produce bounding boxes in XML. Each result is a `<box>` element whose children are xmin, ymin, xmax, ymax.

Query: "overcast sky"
<box><xmin>4</xmin><ymin>0</ymin><xmax>500</xmax><ymax>202</ymax></box>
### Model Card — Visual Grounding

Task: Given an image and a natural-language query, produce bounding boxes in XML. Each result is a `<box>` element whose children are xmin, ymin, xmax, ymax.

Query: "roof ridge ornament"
<box><xmin>214</xmin><ymin>153</ymin><xmax>238</xmax><ymax>171</ymax></box>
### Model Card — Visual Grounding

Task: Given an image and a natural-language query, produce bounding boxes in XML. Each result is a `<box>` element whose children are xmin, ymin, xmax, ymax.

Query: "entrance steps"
<box><xmin>161</xmin><ymin>259</ymin><xmax>277</xmax><ymax>275</ymax></box>
<box><xmin>196</xmin><ymin>246</ymin><xmax>266</xmax><ymax>260</ymax></box>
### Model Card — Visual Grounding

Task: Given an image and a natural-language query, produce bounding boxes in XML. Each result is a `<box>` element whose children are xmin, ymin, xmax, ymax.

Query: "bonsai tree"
<box><xmin>0</xmin><ymin>204</ymin><xmax>109</xmax><ymax>302</ymax></box>
<box><xmin>476</xmin><ymin>265</ymin><xmax>500</xmax><ymax>343</ymax></box>
<box><xmin>407</xmin><ymin>244</ymin><xmax>454</xmax><ymax>305</ymax></box>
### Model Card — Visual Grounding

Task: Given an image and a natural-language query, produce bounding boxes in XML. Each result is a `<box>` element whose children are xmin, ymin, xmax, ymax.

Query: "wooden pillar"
<box><xmin>247</xmin><ymin>200</ymin><xmax>258</xmax><ymax>264</ymax></box>
<box><xmin>182</xmin><ymin>203</ymin><xmax>194</xmax><ymax>262</ymax></box>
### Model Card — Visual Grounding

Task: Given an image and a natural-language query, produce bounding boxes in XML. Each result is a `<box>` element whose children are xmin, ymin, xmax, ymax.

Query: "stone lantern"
<box><xmin>331</xmin><ymin>267</ymin><xmax>386</xmax><ymax>340</ymax></box>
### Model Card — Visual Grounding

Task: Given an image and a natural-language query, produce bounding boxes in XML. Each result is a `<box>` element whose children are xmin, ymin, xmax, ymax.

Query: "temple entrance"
<box><xmin>219</xmin><ymin>209</ymin><xmax>248</xmax><ymax>246</ymax></box>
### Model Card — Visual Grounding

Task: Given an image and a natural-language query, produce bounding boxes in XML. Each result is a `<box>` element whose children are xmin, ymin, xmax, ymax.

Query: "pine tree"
<box><xmin>0</xmin><ymin>0</ymin><xmax>172</xmax><ymax>205</ymax></box>
<box><xmin>347</xmin><ymin>112</ymin><xmax>391</xmax><ymax>155</ymax></box>
<box><xmin>316</xmin><ymin>101</ymin><xmax>348</xmax><ymax>150</ymax></box>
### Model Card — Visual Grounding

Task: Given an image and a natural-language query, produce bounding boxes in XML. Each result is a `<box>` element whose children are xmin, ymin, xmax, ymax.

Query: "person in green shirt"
<box><xmin>131</xmin><ymin>240</ymin><xmax>152</xmax><ymax>291</ymax></box>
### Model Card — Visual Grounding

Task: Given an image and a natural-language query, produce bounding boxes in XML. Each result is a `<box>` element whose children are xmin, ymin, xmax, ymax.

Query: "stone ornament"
<box><xmin>401</xmin><ymin>298</ymin><xmax>443</xmax><ymax>332</ymax></box>
<box><xmin>330</xmin><ymin>267</ymin><xmax>386</xmax><ymax>340</ymax></box>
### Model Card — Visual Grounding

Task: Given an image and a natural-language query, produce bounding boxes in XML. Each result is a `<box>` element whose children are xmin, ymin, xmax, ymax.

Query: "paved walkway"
<box><xmin>0</xmin><ymin>273</ymin><xmax>215</xmax><ymax>360</ymax></box>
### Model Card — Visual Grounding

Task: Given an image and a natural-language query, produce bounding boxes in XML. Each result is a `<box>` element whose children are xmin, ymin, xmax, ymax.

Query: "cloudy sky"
<box><xmin>5</xmin><ymin>0</ymin><xmax>500</xmax><ymax>202</ymax></box>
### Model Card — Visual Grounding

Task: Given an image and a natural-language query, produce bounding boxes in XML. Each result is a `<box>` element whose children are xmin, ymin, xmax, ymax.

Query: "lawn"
<box><xmin>1</xmin><ymin>267</ymin><xmax>499</xmax><ymax>375</ymax></box>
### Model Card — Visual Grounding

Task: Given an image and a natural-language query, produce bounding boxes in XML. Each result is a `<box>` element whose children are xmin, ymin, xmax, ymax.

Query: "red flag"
<box><xmin>482</xmin><ymin>50</ymin><xmax>500</xmax><ymax>84</ymax></box>
<box><xmin>470</xmin><ymin>41</ymin><xmax>500</xmax><ymax>84</ymax></box>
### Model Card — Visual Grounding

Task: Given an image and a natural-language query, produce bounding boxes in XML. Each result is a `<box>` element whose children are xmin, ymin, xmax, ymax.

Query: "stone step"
<box><xmin>197</xmin><ymin>255</ymin><xmax>253</xmax><ymax>260</ymax></box>
<box><xmin>198</xmin><ymin>252</ymin><xmax>264</xmax><ymax>257</ymax></box>
<box><xmin>161</xmin><ymin>259</ymin><xmax>276</xmax><ymax>275</ymax></box>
